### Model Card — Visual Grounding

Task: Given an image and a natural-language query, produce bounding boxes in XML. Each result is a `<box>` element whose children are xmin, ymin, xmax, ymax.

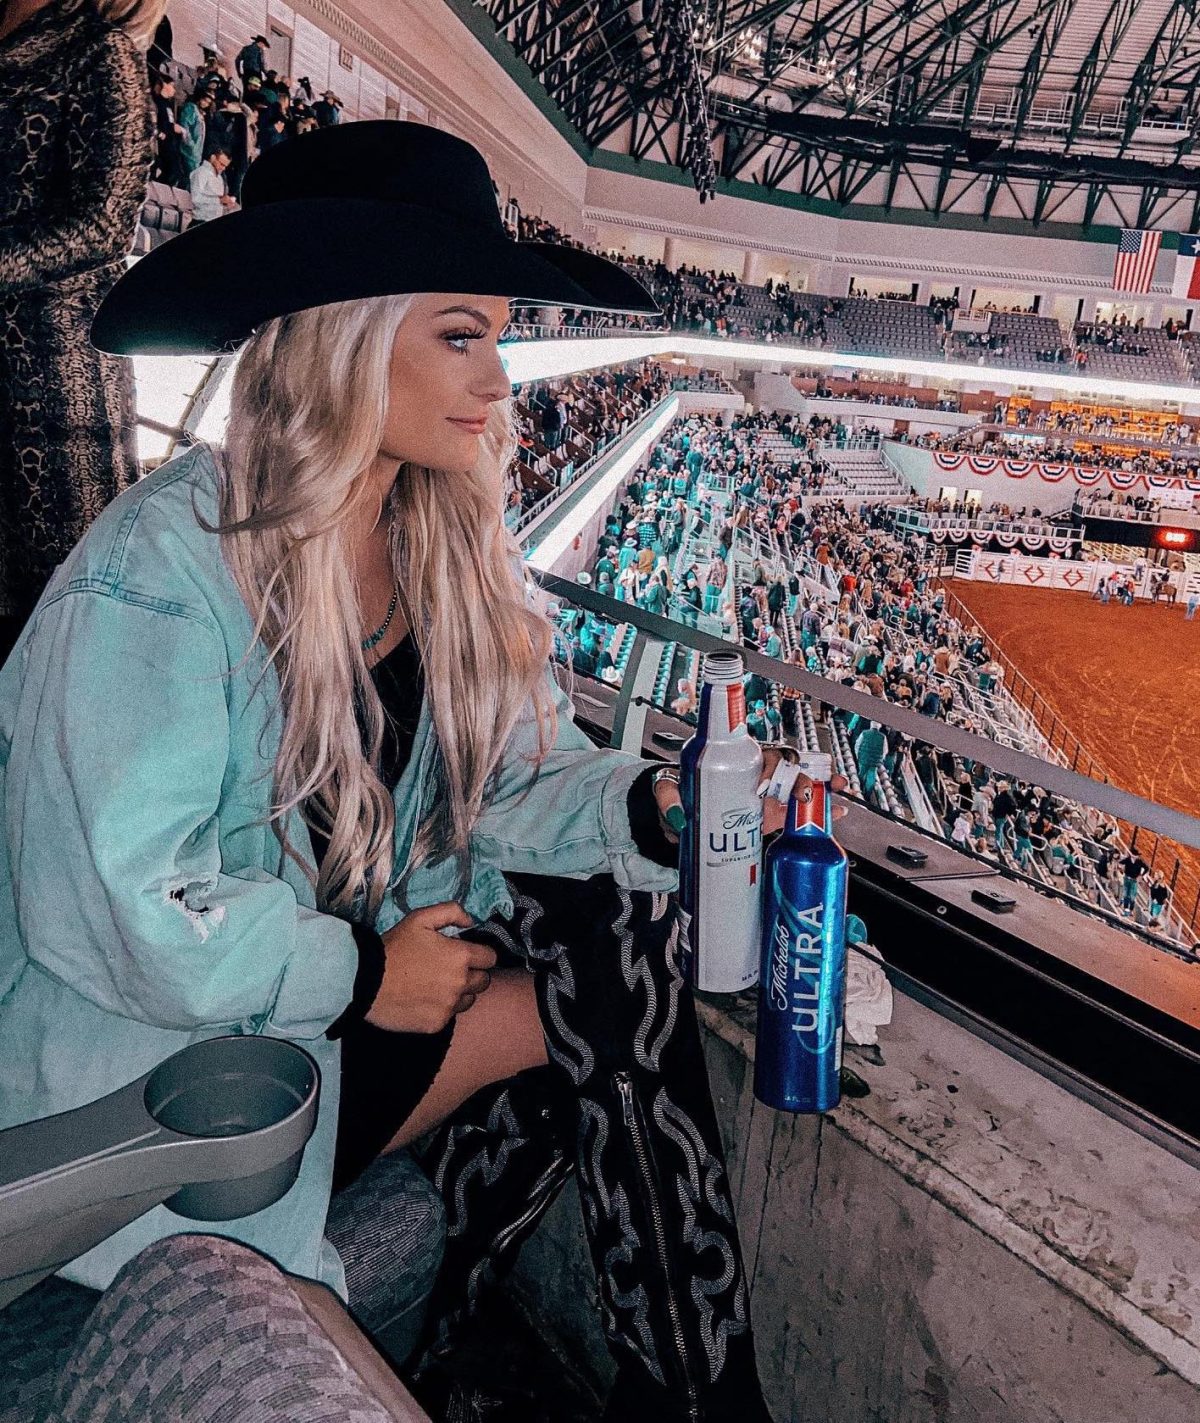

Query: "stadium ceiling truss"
<box><xmin>474</xmin><ymin>0</ymin><xmax>1200</xmax><ymax>230</ymax></box>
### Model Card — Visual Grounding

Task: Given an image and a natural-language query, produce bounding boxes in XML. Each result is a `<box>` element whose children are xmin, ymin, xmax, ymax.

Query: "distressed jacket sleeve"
<box><xmin>6</xmin><ymin>591</ymin><xmax>356</xmax><ymax>1036</ymax></box>
<box><xmin>470</xmin><ymin>666</ymin><xmax>678</xmax><ymax>892</ymax></box>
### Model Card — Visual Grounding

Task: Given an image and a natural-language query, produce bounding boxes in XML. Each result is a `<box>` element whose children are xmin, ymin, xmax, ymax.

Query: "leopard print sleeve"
<box><xmin>0</xmin><ymin>26</ymin><xmax>153</xmax><ymax>291</ymax></box>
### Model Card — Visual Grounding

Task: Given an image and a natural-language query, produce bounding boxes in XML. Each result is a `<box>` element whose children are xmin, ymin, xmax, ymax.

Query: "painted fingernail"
<box><xmin>666</xmin><ymin>806</ymin><xmax>687</xmax><ymax>833</ymax></box>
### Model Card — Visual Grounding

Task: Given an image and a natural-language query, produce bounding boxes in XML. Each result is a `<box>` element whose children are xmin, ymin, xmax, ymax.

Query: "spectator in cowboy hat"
<box><xmin>73</xmin><ymin>117</ymin><xmax>769</xmax><ymax>1423</ymax></box>
<box><xmin>235</xmin><ymin>31</ymin><xmax>268</xmax><ymax>85</ymax></box>
<box><xmin>314</xmin><ymin>88</ymin><xmax>342</xmax><ymax>126</ymax></box>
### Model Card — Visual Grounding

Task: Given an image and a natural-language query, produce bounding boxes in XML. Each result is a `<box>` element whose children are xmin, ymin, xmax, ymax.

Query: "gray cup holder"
<box><xmin>1</xmin><ymin>1036</ymin><xmax>322</xmax><ymax>1307</ymax></box>
<box><xmin>145</xmin><ymin>1035</ymin><xmax>317</xmax><ymax>1140</ymax></box>
<box><xmin>144</xmin><ymin>1036</ymin><xmax>319</xmax><ymax>1221</ymax></box>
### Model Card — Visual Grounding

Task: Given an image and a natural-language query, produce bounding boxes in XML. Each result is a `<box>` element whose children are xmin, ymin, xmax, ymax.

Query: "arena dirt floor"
<box><xmin>946</xmin><ymin>580</ymin><xmax>1200</xmax><ymax>923</ymax></box>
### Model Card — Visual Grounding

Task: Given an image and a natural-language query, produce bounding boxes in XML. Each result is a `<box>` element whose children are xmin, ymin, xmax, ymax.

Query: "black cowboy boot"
<box><xmin>505</xmin><ymin>871</ymin><xmax>774</xmax><ymax>1423</ymax></box>
<box><xmin>406</xmin><ymin>1063</ymin><xmax>577</xmax><ymax>1376</ymax></box>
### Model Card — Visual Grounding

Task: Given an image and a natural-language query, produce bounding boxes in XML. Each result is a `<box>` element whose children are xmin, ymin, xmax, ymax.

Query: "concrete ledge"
<box><xmin>510</xmin><ymin>982</ymin><xmax>1200</xmax><ymax>1421</ymax></box>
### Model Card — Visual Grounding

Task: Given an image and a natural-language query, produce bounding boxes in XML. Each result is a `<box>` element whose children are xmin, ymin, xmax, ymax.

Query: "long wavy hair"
<box><xmin>93</xmin><ymin>0</ymin><xmax>172</xmax><ymax>50</ymax></box>
<box><xmin>196</xmin><ymin>293</ymin><xmax>558</xmax><ymax>925</ymax></box>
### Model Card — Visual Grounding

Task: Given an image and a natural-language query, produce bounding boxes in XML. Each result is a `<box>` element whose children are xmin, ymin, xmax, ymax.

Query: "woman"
<box><xmin>0</xmin><ymin>122</ymin><xmax>786</xmax><ymax>1422</ymax></box>
<box><xmin>0</xmin><ymin>0</ymin><xmax>164</xmax><ymax>658</ymax></box>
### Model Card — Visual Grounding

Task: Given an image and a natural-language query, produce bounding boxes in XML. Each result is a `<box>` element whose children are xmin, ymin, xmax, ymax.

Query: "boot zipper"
<box><xmin>615</xmin><ymin>1070</ymin><xmax>701</xmax><ymax>1422</ymax></box>
<box><xmin>492</xmin><ymin>1151</ymin><xmax>572</xmax><ymax>1259</ymax></box>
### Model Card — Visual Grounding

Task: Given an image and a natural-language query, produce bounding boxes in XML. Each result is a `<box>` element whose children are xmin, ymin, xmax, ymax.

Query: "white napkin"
<box><xmin>844</xmin><ymin>946</ymin><xmax>893</xmax><ymax>1046</ymax></box>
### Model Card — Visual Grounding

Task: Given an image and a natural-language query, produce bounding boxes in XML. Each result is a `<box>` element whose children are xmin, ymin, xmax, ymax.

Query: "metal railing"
<box><xmin>706</xmin><ymin>495</ymin><xmax>1193</xmax><ymax>939</ymax></box>
<box><xmin>511</xmin><ymin>398</ymin><xmax>671</xmax><ymax>535</ymax></box>
<box><xmin>1073</xmin><ymin>495</ymin><xmax>1198</xmax><ymax>526</ymax></box>
<box><xmin>542</xmin><ymin>573</ymin><xmax>1200</xmax><ymax>955</ymax></box>
<box><xmin>893</xmin><ymin>508</ymin><xmax>1083</xmax><ymax>547</ymax></box>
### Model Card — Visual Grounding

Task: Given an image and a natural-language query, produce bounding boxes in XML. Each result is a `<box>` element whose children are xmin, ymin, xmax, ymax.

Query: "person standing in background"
<box><xmin>178</xmin><ymin>87</ymin><xmax>212</xmax><ymax>174</ymax></box>
<box><xmin>0</xmin><ymin>0</ymin><xmax>165</xmax><ymax>663</ymax></box>
<box><xmin>235</xmin><ymin>31</ymin><xmax>268</xmax><ymax>87</ymax></box>
<box><xmin>255</xmin><ymin>101</ymin><xmax>289</xmax><ymax>154</ymax></box>
<box><xmin>149</xmin><ymin>69</ymin><xmax>187</xmax><ymax>185</ymax></box>
<box><xmin>205</xmin><ymin>93</ymin><xmax>251</xmax><ymax>200</ymax></box>
<box><xmin>313</xmin><ymin>88</ymin><xmax>342</xmax><ymax>126</ymax></box>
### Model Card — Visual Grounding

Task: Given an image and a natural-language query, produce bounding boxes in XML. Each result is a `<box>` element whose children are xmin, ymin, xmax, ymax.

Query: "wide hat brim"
<box><xmin>91</xmin><ymin>199</ymin><xmax>660</xmax><ymax>355</ymax></box>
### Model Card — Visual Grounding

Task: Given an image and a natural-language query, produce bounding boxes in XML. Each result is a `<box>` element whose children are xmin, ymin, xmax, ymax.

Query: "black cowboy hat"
<box><xmin>91</xmin><ymin>121</ymin><xmax>658</xmax><ymax>356</ymax></box>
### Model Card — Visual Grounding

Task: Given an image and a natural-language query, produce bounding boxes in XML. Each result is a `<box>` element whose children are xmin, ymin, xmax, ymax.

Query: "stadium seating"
<box><xmin>138</xmin><ymin>180</ymin><xmax>194</xmax><ymax>250</ymax></box>
<box><xmin>1072</xmin><ymin>323</ymin><xmax>1189</xmax><ymax>382</ymax></box>
<box><xmin>947</xmin><ymin>312</ymin><xmax>1065</xmax><ymax>370</ymax></box>
<box><xmin>823</xmin><ymin>298</ymin><xmax>943</xmax><ymax>362</ymax></box>
<box><xmin>0</xmin><ymin>1146</ymin><xmax>444</xmax><ymax>1423</ymax></box>
<box><xmin>575</xmin><ymin>408</ymin><xmax>1187</xmax><ymax>946</ymax></box>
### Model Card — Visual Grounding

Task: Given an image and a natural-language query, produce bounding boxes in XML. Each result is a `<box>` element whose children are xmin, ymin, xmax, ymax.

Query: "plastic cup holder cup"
<box><xmin>144</xmin><ymin>1037</ymin><xmax>319</xmax><ymax>1222</ymax></box>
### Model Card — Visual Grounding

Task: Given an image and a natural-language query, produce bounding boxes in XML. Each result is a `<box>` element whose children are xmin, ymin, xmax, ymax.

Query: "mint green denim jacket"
<box><xmin>0</xmin><ymin>442</ymin><xmax>677</xmax><ymax>1296</ymax></box>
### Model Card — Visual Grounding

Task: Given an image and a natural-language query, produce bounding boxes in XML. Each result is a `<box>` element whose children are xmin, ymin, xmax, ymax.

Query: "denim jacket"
<box><xmin>0</xmin><ymin>442</ymin><xmax>677</xmax><ymax>1295</ymax></box>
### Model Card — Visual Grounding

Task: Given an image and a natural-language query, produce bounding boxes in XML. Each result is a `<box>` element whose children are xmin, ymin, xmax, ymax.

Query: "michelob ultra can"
<box><xmin>677</xmin><ymin>652</ymin><xmax>765</xmax><ymax>993</ymax></box>
<box><xmin>754</xmin><ymin>752</ymin><xmax>849</xmax><ymax>1112</ymax></box>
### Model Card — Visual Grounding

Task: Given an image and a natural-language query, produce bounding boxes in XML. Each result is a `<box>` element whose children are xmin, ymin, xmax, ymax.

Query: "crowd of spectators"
<box><xmin>149</xmin><ymin>34</ymin><xmax>345</xmax><ymax>214</ymax></box>
<box><xmin>809</xmin><ymin>383</ymin><xmax>961</xmax><ymax>411</ymax></box>
<box><xmin>1072</xmin><ymin>489</ymin><xmax>1195</xmax><ymax>523</ymax></box>
<box><xmin>1001</xmin><ymin>403</ymin><xmax>1200</xmax><ymax>450</ymax></box>
<box><xmin>908</xmin><ymin>428</ymin><xmax>1200</xmax><ymax>482</ymax></box>
<box><xmin>506</xmin><ymin>360</ymin><xmax>672</xmax><ymax>523</ymax></box>
<box><xmin>899</xmin><ymin>493</ymin><xmax>1051</xmax><ymax>522</ymax></box>
<box><xmin>742</xmin><ymin>473</ymin><xmax>1174</xmax><ymax>928</ymax></box>
<box><xmin>568</xmin><ymin>407</ymin><xmax>1182</xmax><ymax>936</ymax></box>
<box><xmin>1075</xmin><ymin>318</ymin><xmax>1154</xmax><ymax>358</ymax></box>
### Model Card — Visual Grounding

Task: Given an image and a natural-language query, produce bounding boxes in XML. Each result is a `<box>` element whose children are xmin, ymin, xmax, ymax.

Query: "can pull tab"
<box><xmin>758</xmin><ymin>759</ymin><xmax>804</xmax><ymax>804</ymax></box>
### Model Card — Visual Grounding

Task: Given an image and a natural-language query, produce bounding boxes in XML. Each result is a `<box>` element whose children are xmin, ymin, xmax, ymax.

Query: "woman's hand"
<box><xmin>652</xmin><ymin>746</ymin><xmax>849</xmax><ymax>843</ymax></box>
<box><xmin>366</xmin><ymin>902</ymin><xmax>496</xmax><ymax>1033</ymax></box>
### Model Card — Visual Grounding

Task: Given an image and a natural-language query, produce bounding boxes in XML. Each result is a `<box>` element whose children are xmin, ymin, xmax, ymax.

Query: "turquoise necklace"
<box><xmin>361</xmin><ymin>584</ymin><xmax>400</xmax><ymax>652</ymax></box>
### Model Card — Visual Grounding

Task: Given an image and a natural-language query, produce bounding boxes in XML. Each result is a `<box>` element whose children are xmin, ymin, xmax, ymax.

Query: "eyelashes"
<box><xmin>443</xmin><ymin>328</ymin><xmax>487</xmax><ymax>353</ymax></box>
<box><xmin>442</xmin><ymin>323</ymin><xmax>515</xmax><ymax>352</ymax></box>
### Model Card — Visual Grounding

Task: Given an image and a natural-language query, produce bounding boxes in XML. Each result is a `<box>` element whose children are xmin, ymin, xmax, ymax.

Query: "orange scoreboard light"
<box><xmin>1154</xmin><ymin>527</ymin><xmax>1198</xmax><ymax>551</ymax></box>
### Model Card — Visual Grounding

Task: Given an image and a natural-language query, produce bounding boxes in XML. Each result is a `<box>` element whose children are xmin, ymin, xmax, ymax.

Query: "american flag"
<box><xmin>1112</xmin><ymin>229</ymin><xmax>1162</xmax><ymax>293</ymax></box>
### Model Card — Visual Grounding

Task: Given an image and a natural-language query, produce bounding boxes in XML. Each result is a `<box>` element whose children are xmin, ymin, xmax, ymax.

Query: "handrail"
<box><xmin>513</xmin><ymin>393</ymin><xmax>673</xmax><ymax>535</ymax></box>
<box><xmin>544</xmin><ymin>573</ymin><xmax>1196</xmax><ymax>949</ymax></box>
<box><xmin>894</xmin><ymin>508</ymin><xmax>1082</xmax><ymax>542</ymax></box>
<box><xmin>537</xmin><ymin>572</ymin><xmax>1200</xmax><ymax>857</ymax></box>
<box><xmin>935</xmin><ymin>579</ymin><xmax>1198</xmax><ymax>930</ymax></box>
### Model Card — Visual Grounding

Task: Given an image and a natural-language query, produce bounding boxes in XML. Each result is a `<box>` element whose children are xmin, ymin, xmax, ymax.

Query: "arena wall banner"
<box><xmin>955</xmin><ymin>549</ymin><xmax>1175</xmax><ymax>599</ymax></box>
<box><xmin>926</xmin><ymin>524</ymin><xmax>1076</xmax><ymax>552</ymax></box>
<box><xmin>931</xmin><ymin>450</ymin><xmax>1200</xmax><ymax>494</ymax></box>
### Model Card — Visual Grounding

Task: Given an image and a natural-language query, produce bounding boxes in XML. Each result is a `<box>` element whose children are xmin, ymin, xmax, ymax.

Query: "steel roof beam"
<box><xmin>1064</xmin><ymin>0</ymin><xmax>1143</xmax><ymax>147</ymax></box>
<box><xmin>1118</xmin><ymin>0</ymin><xmax>1200</xmax><ymax>153</ymax></box>
<box><xmin>1009</xmin><ymin>0</ymin><xmax>1079</xmax><ymax>143</ymax></box>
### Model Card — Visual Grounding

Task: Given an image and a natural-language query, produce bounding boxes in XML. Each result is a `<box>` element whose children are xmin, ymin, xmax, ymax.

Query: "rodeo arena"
<box><xmin>5</xmin><ymin>1</ymin><xmax>1200</xmax><ymax>1422</ymax></box>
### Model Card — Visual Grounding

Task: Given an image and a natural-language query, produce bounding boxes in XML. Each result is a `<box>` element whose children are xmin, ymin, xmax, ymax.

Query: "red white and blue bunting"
<box><xmin>932</xmin><ymin>450</ymin><xmax>1200</xmax><ymax>494</ymax></box>
<box><xmin>928</xmin><ymin>525</ymin><xmax>1074</xmax><ymax>552</ymax></box>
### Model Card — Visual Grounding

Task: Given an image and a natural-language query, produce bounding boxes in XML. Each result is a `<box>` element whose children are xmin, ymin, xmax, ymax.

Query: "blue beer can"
<box><xmin>753</xmin><ymin>753</ymin><xmax>849</xmax><ymax>1112</ymax></box>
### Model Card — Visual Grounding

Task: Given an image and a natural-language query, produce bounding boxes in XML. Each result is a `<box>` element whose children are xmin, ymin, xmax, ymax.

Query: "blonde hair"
<box><xmin>93</xmin><ymin>0</ymin><xmax>171</xmax><ymax>50</ymax></box>
<box><xmin>197</xmin><ymin>293</ymin><xmax>558</xmax><ymax>925</ymax></box>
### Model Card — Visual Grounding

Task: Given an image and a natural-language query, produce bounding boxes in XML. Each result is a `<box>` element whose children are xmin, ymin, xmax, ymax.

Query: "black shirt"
<box><xmin>317</xmin><ymin>635</ymin><xmax>676</xmax><ymax>1036</ymax></box>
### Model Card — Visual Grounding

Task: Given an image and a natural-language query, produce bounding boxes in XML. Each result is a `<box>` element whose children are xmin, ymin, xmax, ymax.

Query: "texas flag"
<box><xmin>1172</xmin><ymin>233</ymin><xmax>1200</xmax><ymax>299</ymax></box>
